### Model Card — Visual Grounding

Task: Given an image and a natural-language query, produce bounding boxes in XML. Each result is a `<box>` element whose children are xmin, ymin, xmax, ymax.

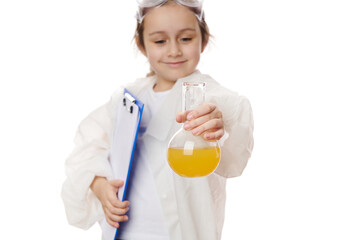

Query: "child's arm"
<box><xmin>90</xmin><ymin>177</ymin><xmax>130</xmax><ymax>228</ymax></box>
<box><xmin>176</xmin><ymin>102</ymin><xmax>224</xmax><ymax>141</ymax></box>
<box><xmin>62</xmin><ymin>101</ymin><xmax>120</xmax><ymax>229</ymax></box>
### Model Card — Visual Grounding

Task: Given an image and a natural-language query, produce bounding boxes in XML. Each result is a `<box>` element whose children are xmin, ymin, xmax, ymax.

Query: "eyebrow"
<box><xmin>148</xmin><ymin>28</ymin><xmax>196</xmax><ymax>36</ymax></box>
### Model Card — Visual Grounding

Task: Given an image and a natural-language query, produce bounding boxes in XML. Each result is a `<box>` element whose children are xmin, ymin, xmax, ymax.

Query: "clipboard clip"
<box><xmin>123</xmin><ymin>92</ymin><xmax>136</xmax><ymax>113</ymax></box>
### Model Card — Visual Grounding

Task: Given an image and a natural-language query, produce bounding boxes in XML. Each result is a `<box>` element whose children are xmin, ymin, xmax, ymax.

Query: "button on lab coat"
<box><xmin>61</xmin><ymin>71</ymin><xmax>254</xmax><ymax>240</ymax></box>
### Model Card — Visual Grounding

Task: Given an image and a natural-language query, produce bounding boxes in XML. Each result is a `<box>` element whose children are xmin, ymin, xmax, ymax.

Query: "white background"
<box><xmin>0</xmin><ymin>0</ymin><xmax>360</xmax><ymax>239</ymax></box>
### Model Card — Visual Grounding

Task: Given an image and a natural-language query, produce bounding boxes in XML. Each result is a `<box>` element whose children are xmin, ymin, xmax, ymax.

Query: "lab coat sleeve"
<box><xmin>214</xmin><ymin>95</ymin><xmax>254</xmax><ymax>178</ymax></box>
<box><xmin>61</xmin><ymin>102</ymin><xmax>114</xmax><ymax>229</ymax></box>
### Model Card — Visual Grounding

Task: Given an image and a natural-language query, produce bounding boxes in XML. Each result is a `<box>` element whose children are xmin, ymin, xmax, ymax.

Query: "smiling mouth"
<box><xmin>164</xmin><ymin>60</ymin><xmax>187</xmax><ymax>68</ymax></box>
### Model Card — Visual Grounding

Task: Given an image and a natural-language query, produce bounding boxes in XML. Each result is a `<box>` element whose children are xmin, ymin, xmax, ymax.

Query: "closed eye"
<box><xmin>181</xmin><ymin>37</ymin><xmax>192</xmax><ymax>42</ymax></box>
<box><xmin>155</xmin><ymin>40</ymin><xmax>166</xmax><ymax>44</ymax></box>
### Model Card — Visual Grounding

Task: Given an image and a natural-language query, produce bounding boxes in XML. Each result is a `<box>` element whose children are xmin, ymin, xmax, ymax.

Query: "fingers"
<box><xmin>108</xmin><ymin>179</ymin><xmax>124</xmax><ymax>189</ymax></box>
<box><xmin>184</xmin><ymin>112</ymin><xmax>222</xmax><ymax>131</ymax></box>
<box><xmin>106</xmin><ymin>203</ymin><xmax>129</xmax><ymax>217</ymax></box>
<box><xmin>104</xmin><ymin>206</ymin><xmax>129</xmax><ymax>225</ymax></box>
<box><xmin>177</xmin><ymin>104</ymin><xmax>219</xmax><ymax>123</ymax></box>
<box><xmin>105</xmin><ymin>213</ymin><xmax>128</xmax><ymax>229</ymax></box>
<box><xmin>186</xmin><ymin>103</ymin><xmax>218</xmax><ymax>121</ymax></box>
<box><xmin>110</xmin><ymin>198</ymin><xmax>130</xmax><ymax>209</ymax></box>
<box><xmin>183</xmin><ymin>103</ymin><xmax>224</xmax><ymax>140</ymax></box>
<box><xmin>176</xmin><ymin>110</ymin><xmax>191</xmax><ymax>123</ymax></box>
<box><xmin>103</xmin><ymin>200</ymin><xmax>130</xmax><ymax>228</ymax></box>
<box><xmin>190</xmin><ymin>118</ymin><xmax>224</xmax><ymax>140</ymax></box>
<box><xmin>176</xmin><ymin>103</ymin><xmax>225</xmax><ymax>141</ymax></box>
<box><xmin>106</xmin><ymin>195</ymin><xmax>130</xmax><ymax>215</ymax></box>
<box><xmin>203</xmin><ymin>128</ymin><xmax>225</xmax><ymax>141</ymax></box>
<box><xmin>100</xmin><ymin>180</ymin><xmax>130</xmax><ymax>228</ymax></box>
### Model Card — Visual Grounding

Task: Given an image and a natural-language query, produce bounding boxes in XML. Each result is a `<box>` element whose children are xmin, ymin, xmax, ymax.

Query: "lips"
<box><xmin>164</xmin><ymin>60</ymin><xmax>187</xmax><ymax>68</ymax></box>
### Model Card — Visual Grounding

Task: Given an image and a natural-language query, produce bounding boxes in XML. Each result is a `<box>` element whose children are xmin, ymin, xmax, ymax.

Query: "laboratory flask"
<box><xmin>167</xmin><ymin>82</ymin><xmax>221</xmax><ymax>177</ymax></box>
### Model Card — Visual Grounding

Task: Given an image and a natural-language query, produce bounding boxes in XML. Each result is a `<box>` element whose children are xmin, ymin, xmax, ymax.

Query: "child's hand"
<box><xmin>176</xmin><ymin>103</ymin><xmax>225</xmax><ymax>141</ymax></box>
<box><xmin>90</xmin><ymin>177</ymin><xmax>130</xmax><ymax>228</ymax></box>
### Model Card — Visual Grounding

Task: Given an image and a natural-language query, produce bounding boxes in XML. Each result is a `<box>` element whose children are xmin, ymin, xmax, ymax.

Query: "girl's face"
<box><xmin>140</xmin><ymin>2</ymin><xmax>204</xmax><ymax>91</ymax></box>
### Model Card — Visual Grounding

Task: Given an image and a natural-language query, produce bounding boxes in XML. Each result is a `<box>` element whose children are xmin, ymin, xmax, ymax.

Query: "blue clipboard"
<box><xmin>101</xmin><ymin>88</ymin><xmax>143</xmax><ymax>240</ymax></box>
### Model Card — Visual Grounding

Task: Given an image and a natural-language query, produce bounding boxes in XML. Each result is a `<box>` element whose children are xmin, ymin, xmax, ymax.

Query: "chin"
<box><xmin>155</xmin><ymin>67</ymin><xmax>196</xmax><ymax>82</ymax></box>
<box><xmin>172</xmin><ymin>69</ymin><xmax>195</xmax><ymax>79</ymax></box>
<box><xmin>159</xmin><ymin>73</ymin><xmax>183</xmax><ymax>82</ymax></box>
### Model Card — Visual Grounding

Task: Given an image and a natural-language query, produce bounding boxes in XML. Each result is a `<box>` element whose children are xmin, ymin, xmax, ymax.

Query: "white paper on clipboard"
<box><xmin>100</xmin><ymin>88</ymin><xmax>144</xmax><ymax>240</ymax></box>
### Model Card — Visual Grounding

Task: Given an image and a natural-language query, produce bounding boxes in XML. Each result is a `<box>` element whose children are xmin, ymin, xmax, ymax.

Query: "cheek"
<box><xmin>184</xmin><ymin>43</ymin><xmax>202</xmax><ymax>61</ymax></box>
<box><xmin>145</xmin><ymin>47</ymin><xmax>162</xmax><ymax>64</ymax></box>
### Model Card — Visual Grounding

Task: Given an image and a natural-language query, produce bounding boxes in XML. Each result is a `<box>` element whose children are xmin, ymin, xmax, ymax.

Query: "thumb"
<box><xmin>109</xmin><ymin>179</ymin><xmax>124</xmax><ymax>188</ymax></box>
<box><xmin>176</xmin><ymin>110</ymin><xmax>191</xmax><ymax>123</ymax></box>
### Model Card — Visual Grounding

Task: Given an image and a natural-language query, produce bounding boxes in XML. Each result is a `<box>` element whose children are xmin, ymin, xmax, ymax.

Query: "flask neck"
<box><xmin>182</xmin><ymin>82</ymin><xmax>206</xmax><ymax>112</ymax></box>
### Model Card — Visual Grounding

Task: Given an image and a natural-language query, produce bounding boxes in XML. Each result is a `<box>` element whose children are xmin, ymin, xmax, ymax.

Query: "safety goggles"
<box><xmin>136</xmin><ymin>0</ymin><xmax>204</xmax><ymax>23</ymax></box>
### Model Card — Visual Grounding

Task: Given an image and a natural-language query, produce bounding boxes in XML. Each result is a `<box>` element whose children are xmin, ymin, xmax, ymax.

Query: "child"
<box><xmin>61</xmin><ymin>1</ymin><xmax>254</xmax><ymax>239</ymax></box>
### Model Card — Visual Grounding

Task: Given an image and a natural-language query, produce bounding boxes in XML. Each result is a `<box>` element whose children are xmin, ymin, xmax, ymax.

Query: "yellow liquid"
<box><xmin>167</xmin><ymin>147</ymin><xmax>221</xmax><ymax>177</ymax></box>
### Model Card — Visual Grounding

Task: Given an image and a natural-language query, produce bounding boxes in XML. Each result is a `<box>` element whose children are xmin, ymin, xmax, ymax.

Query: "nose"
<box><xmin>168</xmin><ymin>40</ymin><xmax>182</xmax><ymax>57</ymax></box>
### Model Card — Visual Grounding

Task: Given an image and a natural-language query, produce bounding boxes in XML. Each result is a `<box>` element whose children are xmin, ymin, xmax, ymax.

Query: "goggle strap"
<box><xmin>136</xmin><ymin>0</ymin><xmax>204</xmax><ymax>23</ymax></box>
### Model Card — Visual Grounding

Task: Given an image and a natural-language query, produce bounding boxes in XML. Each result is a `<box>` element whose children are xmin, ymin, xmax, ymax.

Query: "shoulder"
<box><xmin>201</xmin><ymin>74</ymin><xmax>252</xmax><ymax>123</ymax></box>
<box><xmin>109</xmin><ymin>76</ymin><xmax>156</xmax><ymax>107</ymax></box>
<box><xmin>111</xmin><ymin>76</ymin><xmax>155</xmax><ymax>98</ymax></box>
<box><xmin>201</xmin><ymin>73</ymin><xmax>250</xmax><ymax>106</ymax></box>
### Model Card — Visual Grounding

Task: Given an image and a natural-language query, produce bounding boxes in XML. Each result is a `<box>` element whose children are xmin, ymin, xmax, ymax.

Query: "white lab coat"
<box><xmin>61</xmin><ymin>71</ymin><xmax>254</xmax><ymax>240</ymax></box>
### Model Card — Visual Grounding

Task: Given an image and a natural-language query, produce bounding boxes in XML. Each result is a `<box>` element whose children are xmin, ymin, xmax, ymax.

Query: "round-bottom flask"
<box><xmin>167</xmin><ymin>82</ymin><xmax>221</xmax><ymax>177</ymax></box>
